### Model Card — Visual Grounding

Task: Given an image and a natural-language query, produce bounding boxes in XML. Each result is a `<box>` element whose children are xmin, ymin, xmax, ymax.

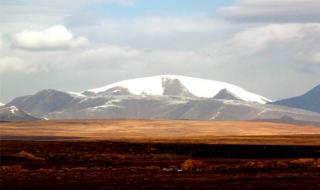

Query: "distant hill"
<box><xmin>272</xmin><ymin>84</ymin><xmax>320</xmax><ymax>113</ymax></box>
<box><xmin>0</xmin><ymin>106</ymin><xmax>39</xmax><ymax>122</ymax></box>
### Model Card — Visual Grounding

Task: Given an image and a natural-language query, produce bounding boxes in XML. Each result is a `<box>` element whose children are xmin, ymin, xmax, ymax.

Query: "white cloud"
<box><xmin>220</xmin><ymin>0</ymin><xmax>320</xmax><ymax>22</ymax></box>
<box><xmin>12</xmin><ymin>25</ymin><xmax>88</xmax><ymax>50</ymax></box>
<box><xmin>0</xmin><ymin>56</ymin><xmax>38</xmax><ymax>73</ymax></box>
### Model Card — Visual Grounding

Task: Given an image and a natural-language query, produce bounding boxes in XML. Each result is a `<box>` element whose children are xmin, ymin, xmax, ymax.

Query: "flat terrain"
<box><xmin>1</xmin><ymin>120</ymin><xmax>320</xmax><ymax>144</ymax></box>
<box><xmin>1</xmin><ymin>120</ymin><xmax>320</xmax><ymax>189</ymax></box>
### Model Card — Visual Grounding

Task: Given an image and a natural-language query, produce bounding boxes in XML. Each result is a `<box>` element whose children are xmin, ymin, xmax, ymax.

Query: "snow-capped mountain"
<box><xmin>84</xmin><ymin>75</ymin><xmax>270</xmax><ymax>104</ymax></box>
<box><xmin>0</xmin><ymin>106</ymin><xmax>38</xmax><ymax>121</ymax></box>
<box><xmin>0</xmin><ymin>102</ymin><xmax>4</xmax><ymax>107</ymax></box>
<box><xmin>272</xmin><ymin>84</ymin><xmax>320</xmax><ymax>113</ymax></box>
<box><xmin>6</xmin><ymin>75</ymin><xmax>320</xmax><ymax>124</ymax></box>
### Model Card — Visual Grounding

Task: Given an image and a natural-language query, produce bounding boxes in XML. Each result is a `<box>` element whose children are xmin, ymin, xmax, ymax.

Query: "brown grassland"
<box><xmin>1</xmin><ymin>120</ymin><xmax>320</xmax><ymax>189</ymax></box>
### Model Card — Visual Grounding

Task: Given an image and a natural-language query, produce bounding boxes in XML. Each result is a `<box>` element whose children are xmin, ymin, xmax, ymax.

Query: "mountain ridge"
<box><xmin>6</xmin><ymin>88</ymin><xmax>320</xmax><ymax>124</ymax></box>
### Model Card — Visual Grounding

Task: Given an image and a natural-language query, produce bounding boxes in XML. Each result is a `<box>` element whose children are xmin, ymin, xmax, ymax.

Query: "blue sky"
<box><xmin>85</xmin><ymin>0</ymin><xmax>235</xmax><ymax>18</ymax></box>
<box><xmin>0</xmin><ymin>0</ymin><xmax>320</xmax><ymax>102</ymax></box>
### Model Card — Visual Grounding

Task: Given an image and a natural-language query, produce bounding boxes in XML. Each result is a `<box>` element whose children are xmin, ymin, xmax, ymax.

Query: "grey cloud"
<box><xmin>220</xmin><ymin>0</ymin><xmax>320</xmax><ymax>22</ymax></box>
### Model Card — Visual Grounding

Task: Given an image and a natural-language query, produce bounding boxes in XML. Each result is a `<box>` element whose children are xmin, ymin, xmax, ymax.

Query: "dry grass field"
<box><xmin>1</xmin><ymin>119</ymin><xmax>320</xmax><ymax>144</ymax></box>
<box><xmin>1</xmin><ymin>120</ymin><xmax>320</xmax><ymax>189</ymax></box>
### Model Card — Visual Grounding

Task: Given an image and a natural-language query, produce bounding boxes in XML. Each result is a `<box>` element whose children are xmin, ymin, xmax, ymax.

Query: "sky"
<box><xmin>0</xmin><ymin>0</ymin><xmax>320</xmax><ymax>103</ymax></box>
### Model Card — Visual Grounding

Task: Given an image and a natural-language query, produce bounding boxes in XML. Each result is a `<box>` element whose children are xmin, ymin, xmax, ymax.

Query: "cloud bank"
<box><xmin>230</xmin><ymin>23</ymin><xmax>320</xmax><ymax>53</ymax></box>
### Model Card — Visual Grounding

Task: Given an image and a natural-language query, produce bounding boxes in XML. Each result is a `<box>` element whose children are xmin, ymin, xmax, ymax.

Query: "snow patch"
<box><xmin>9</xmin><ymin>106</ymin><xmax>19</xmax><ymax>114</ymax></box>
<box><xmin>90</xmin><ymin>104</ymin><xmax>121</xmax><ymax>110</ymax></box>
<box><xmin>90</xmin><ymin>99</ymin><xmax>124</xmax><ymax>110</ymax></box>
<box><xmin>223</xmin><ymin>100</ymin><xmax>257</xmax><ymax>106</ymax></box>
<box><xmin>211</xmin><ymin>106</ymin><xmax>225</xmax><ymax>120</ymax></box>
<box><xmin>67</xmin><ymin>91</ymin><xmax>87</xmax><ymax>98</ymax></box>
<box><xmin>257</xmin><ymin>109</ymin><xmax>270</xmax><ymax>116</ymax></box>
<box><xmin>108</xmin><ymin>99</ymin><xmax>122</xmax><ymax>103</ymax></box>
<box><xmin>166</xmin><ymin>99</ymin><xmax>188</xmax><ymax>105</ymax></box>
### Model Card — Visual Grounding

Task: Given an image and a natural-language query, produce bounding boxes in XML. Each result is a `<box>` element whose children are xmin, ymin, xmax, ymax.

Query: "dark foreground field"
<box><xmin>1</xmin><ymin>120</ymin><xmax>320</xmax><ymax>189</ymax></box>
<box><xmin>1</xmin><ymin>140</ymin><xmax>320</xmax><ymax>190</ymax></box>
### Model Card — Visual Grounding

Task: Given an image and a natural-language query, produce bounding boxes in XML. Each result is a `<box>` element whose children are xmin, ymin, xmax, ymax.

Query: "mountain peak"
<box><xmin>7</xmin><ymin>89</ymin><xmax>83</xmax><ymax>117</ymax></box>
<box><xmin>213</xmin><ymin>88</ymin><xmax>240</xmax><ymax>100</ymax></box>
<box><xmin>161</xmin><ymin>77</ymin><xmax>195</xmax><ymax>97</ymax></box>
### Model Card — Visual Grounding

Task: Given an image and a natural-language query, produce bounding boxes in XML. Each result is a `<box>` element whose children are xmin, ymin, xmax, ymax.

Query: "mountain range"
<box><xmin>1</xmin><ymin>75</ymin><xmax>319</xmax><ymax>123</ymax></box>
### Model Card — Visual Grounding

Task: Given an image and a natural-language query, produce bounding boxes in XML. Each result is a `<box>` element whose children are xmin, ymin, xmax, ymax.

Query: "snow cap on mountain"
<box><xmin>85</xmin><ymin>75</ymin><xmax>270</xmax><ymax>104</ymax></box>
